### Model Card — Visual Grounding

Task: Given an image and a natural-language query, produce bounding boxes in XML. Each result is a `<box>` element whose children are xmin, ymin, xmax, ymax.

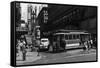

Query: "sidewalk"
<box><xmin>16</xmin><ymin>51</ymin><xmax>42</xmax><ymax>65</ymax></box>
<box><xmin>66</xmin><ymin>48</ymin><xmax>96</xmax><ymax>55</ymax></box>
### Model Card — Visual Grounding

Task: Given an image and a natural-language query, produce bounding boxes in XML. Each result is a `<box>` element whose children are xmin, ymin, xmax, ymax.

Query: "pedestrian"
<box><xmin>16</xmin><ymin>39</ymin><xmax>21</xmax><ymax>57</ymax></box>
<box><xmin>80</xmin><ymin>38</ymin><xmax>85</xmax><ymax>50</ymax></box>
<box><xmin>53</xmin><ymin>41</ymin><xmax>57</xmax><ymax>52</ymax></box>
<box><xmin>84</xmin><ymin>41</ymin><xmax>88</xmax><ymax>51</ymax></box>
<box><xmin>20</xmin><ymin>38</ymin><xmax>27</xmax><ymax>61</ymax></box>
<box><xmin>90</xmin><ymin>39</ymin><xmax>93</xmax><ymax>48</ymax></box>
<box><xmin>37</xmin><ymin>47</ymin><xmax>40</xmax><ymax>56</ymax></box>
<box><xmin>60</xmin><ymin>38</ymin><xmax>66</xmax><ymax>50</ymax></box>
<box><xmin>36</xmin><ymin>39</ymin><xmax>40</xmax><ymax>56</ymax></box>
<box><xmin>93</xmin><ymin>37</ymin><xmax>97</xmax><ymax>48</ymax></box>
<box><xmin>87</xmin><ymin>39</ymin><xmax>91</xmax><ymax>50</ymax></box>
<box><xmin>80</xmin><ymin>37</ymin><xmax>83</xmax><ymax>46</ymax></box>
<box><xmin>22</xmin><ymin>40</ymin><xmax>27</xmax><ymax>61</ymax></box>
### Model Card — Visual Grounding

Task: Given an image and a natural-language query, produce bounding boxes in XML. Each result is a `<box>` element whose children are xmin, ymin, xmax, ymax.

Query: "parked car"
<box><xmin>39</xmin><ymin>38</ymin><xmax>49</xmax><ymax>50</ymax></box>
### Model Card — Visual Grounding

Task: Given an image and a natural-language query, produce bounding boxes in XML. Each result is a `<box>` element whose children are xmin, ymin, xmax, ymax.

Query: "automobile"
<box><xmin>39</xmin><ymin>38</ymin><xmax>49</xmax><ymax>50</ymax></box>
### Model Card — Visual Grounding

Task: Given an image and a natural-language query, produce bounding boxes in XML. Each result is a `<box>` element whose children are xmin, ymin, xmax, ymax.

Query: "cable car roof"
<box><xmin>54</xmin><ymin>32</ymin><xmax>90</xmax><ymax>35</ymax></box>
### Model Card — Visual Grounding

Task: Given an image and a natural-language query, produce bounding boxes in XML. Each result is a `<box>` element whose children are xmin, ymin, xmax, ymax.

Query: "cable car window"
<box><xmin>77</xmin><ymin>35</ymin><xmax>79</xmax><ymax>39</ymax></box>
<box><xmin>75</xmin><ymin>34</ymin><xmax>77</xmax><ymax>39</ymax></box>
<box><xmin>65</xmin><ymin>35</ymin><xmax>68</xmax><ymax>40</ymax></box>
<box><xmin>73</xmin><ymin>35</ymin><xmax>76</xmax><ymax>39</ymax></box>
<box><xmin>75</xmin><ymin>35</ymin><xmax>77</xmax><ymax>39</ymax></box>
<box><xmin>69</xmin><ymin>35</ymin><xmax>72</xmax><ymax>39</ymax></box>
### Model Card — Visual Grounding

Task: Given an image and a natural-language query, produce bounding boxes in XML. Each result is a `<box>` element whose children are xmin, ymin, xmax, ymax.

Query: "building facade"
<box><xmin>37</xmin><ymin>4</ymin><xmax>97</xmax><ymax>39</ymax></box>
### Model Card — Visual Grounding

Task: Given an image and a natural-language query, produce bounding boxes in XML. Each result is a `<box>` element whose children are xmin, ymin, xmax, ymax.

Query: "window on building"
<box><xmin>44</xmin><ymin>10</ymin><xmax>48</xmax><ymax>23</ymax></box>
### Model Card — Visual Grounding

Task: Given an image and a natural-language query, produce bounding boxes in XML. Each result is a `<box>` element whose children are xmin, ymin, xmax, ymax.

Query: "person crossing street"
<box><xmin>20</xmin><ymin>35</ymin><xmax>27</xmax><ymax>61</ymax></box>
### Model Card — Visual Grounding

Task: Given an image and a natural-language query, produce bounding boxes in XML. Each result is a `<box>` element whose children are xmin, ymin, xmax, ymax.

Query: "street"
<box><xmin>16</xmin><ymin>48</ymin><xmax>97</xmax><ymax>65</ymax></box>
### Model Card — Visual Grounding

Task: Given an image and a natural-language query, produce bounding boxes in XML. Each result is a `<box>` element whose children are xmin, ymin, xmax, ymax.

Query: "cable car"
<box><xmin>48</xmin><ymin>30</ymin><xmax>91</xmax><ymax>52</ymax></box>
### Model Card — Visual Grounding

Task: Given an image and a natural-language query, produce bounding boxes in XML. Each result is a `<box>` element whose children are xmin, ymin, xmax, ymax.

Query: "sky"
<box><xmin>20</xmin><ymin>3</ymin><xmax>48</xmax><ymax>23</ymax></box>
